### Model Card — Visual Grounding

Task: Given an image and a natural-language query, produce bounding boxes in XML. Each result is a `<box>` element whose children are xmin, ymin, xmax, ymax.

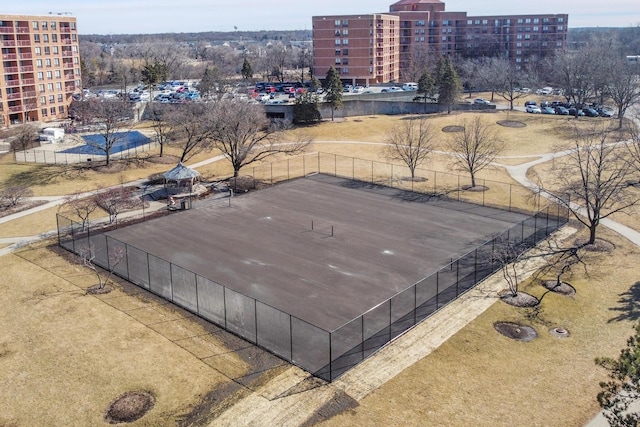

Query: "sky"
<box><xmin>2</xmin><ymin>0</ymin><xmax>640</xmax><ymax>35</ymax></box>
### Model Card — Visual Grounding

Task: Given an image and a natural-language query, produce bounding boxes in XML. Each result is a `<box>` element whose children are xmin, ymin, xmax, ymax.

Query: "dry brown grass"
<box><xmin>321</xmin><ymin>225</ymin><xmax>640</xmax><ymax>427</ymax></box>
<box><xmin>1</xmin><ymin>112</ymin><xmax>639</xmax><ymax>426</ymax></box>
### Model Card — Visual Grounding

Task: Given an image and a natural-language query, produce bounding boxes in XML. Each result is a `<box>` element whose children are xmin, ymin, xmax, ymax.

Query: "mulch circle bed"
<box><xmin>497</xmin><ymin>120</ymin><xmax>526</xmax><ymax>128</ymax></box>
<box><xmin>541</xmin><ymin>280</ymin><xmax>576</xmax><ymax>297</ymax></box>
<box><xmin>574</xmin><ymin>238</ymin><xmax>615</xmax><ymax>253</ymax></box>
<box><xmin>499</xmin><ymin>291</ymin><xmax>539</xmax><ymax>307</ymax></box>
<box><xmin>494</xmin><ymin>322</ymin><xmax>538</xmax><ymax>341</ymax></box>
<box><xmin>86</xmin><ymin>284</ymin><xmax>114</xmax><ymax>295</ymax></box>
<box><xmin>105</xmin><ymin>390</ymin><xmax>156</xmax><ymax>424</ymax></box>
<box><xmin>549</xmin><ymin>326</ymin><xmax>570</xmax><ymax>338</ymax></box>
<box><xmin>442</xmin><ymin>125</ymin><xmax>464</xmax><ymax>133</ymax></box>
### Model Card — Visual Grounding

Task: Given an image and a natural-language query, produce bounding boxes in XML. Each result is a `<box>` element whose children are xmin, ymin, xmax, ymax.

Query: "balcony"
<box><xmin>22</xmin><ymin>91</ymin><xmax>36</xmax><ymax>98</ymax></box>
<box><xmin>64</xmin><ymin>73</ymin><xmax>74</xmax><ymax>80</ymax></box>
<box><xmin>9</xmin><ymin>105</ymin><xmax>23</xmax><ymax>112</ymax></box>
<box><xmin>62</xmin><ymin>51</ymin><xmax>73</xmax><ymax>57</ymax></box>
<box><xmin>0</xmin><ymin>27</ymin><xmax>14</xmax><ymax>34</ymax></box>
<box><xmin>6</xmin><ymin>92</ymin><xmax>21</xmax><ymax>99</ymax></box>
<box><xmin>2</xmin><ymin>53</ymin><xmax>17</xmax><ymax>60</ymax></box>
<box><xmin>1</xmin><ymin>40</ymin><xmax>16</xmax><ymax>47</ymax></box>
<box><xmin>21</xmin><ymin>78</ymin><xmax>34</xmax><ymax>85</ymax></box>
<box><xmin>61</xmin><ymin>39</ymin><xmax>72</xmax><ymax>45</ymax></box>
<box><xmin>5</xmin><ymin>80</ymin><xmax>20</xmax><ymax>87</ymax></box>
<box><xmin>17</xmin><ymin>40</ymin><xmax>32</xmax><ymax>47</ymax></box>
<box><xmin>60</xmin><ymin>27</ymin><xmax>71</xmax><ymax>33</ymax></box>
<box><xmin>16</xmin><ymin>27</ymin><xmax>30</xmax><ymax>34</ymax></box>
<box><xmin>19</xmin><ymin>53</ymin><xmax>32</xmax><ymax>59</ymax></box>
<box><xmin>20</xmin><ymin>66</ymin><xmax>33</xmax><ymax>72</ymax></box>
<box><xmin>3</xmin><ymin>66</ymin><xmax>19</xmax><ymax>73</ymax></box>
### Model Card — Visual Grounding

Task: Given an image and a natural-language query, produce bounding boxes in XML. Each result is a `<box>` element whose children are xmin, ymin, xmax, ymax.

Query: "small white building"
<box><xmin>39</xmin><ymin>127</ymin><xmax>65</xmax><ymax>144</ymax></box>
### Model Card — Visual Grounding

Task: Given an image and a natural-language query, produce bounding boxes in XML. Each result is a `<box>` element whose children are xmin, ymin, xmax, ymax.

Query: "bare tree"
<box><xmin>63</xmin><ymin>193</ymin><xmax>99</xmax><ymax>231</ymax></box>
<box><xmin>494</xmin><ymin>236</ymin><xmax>527</xmax><ymax>298</ymax></box>
<box><xmin>386</xmin><ymin>117</ymin><xmax>436</xmax><ymax>179</ymax></box>
<box><xmin>485</xmin><ymin>58</ymin><xmax>531</xmax><ymax>110</ymax></box>
<box><xmin>148</xmin><ymin>103</ymin><xmax>173</xmax><ymax>157</ymax></box>
<box><xmin>78</xmin><ymin>244</ymin><xmax>125</xmax><ymax>292</ymax></box>
<box><xmin>447</xmin><ymin>117</ymin><xmax>503</xmax><ymax>188</ymax></box>
<box><xmin>168</xmin><ymin>103</ymin><xmax>215</xmax><ymax>162</ymax></box>
<box><xmin>69</xmin><ymin>99</ymin><xmax>133</xmax><ymax>166</ymax></box>
<box><xmin>93</xmin><ymin>186</ymin><xmax>136</xmax><ymax>224</ymax></box>
<box><xmin>0</xmin><ymin>186</ymin><xmax>33</xmax><ymax>210</ymax></box>
<box><xmin>210</xmin><ymin>100</ymin><xmax>309</xmax><ymax>177</ymax></box>
<box><xmin>9</xmin><ymin>124</ymin><xmax>39</xmax><ymax>152</ymax></box>
<box><xmin>548</xmin><ymin>124</ymin><xmax>638</xmax><ymax>244</ymax></box>
<box><xmin>605</xmin><ymin>58</ymin><xmax>640</xmax><ymax>129</ymax></box>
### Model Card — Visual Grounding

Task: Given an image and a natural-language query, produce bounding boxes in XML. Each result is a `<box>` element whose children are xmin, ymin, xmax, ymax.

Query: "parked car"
<box><xmin>526</xmin><ymin>105</ymin><xmax>542</xmax><ymax>114</ymax></box>
<box><xmin>402</xmin><ymin>82</ymin><xmax>418</xmax><ymax>91</ymax></box>
<box><xmin>583</xmin><ymin>107</ymin><xmax>599</xmax><ymax>117</ymax></box>
<box><xmin>541</xmin><ymin>106</ymin><xmax>555</xmax><ymax>114</ymax></box>
<box><xmin>555</xmin><ymin>106</ymin><xmax>569</xmax><ymax>115</ymax></box>
<box><xmin>597</xmin><ymin>108</ymin><xmax>614</xmax><ymax>118</ymax></box>
<box><xmin>473</xmin><ymin>98</ymin><xmax>491</xmax><ymax>105</ymax></box>
<box><xmin>568</xmin><ymin>107</ymin><xmax>585</xmax><ymax>116</ymax></box>
<box><xmin>524</xmin><ymin>100</ymin><xmax>537</xmax><ymax>107</ymax></box>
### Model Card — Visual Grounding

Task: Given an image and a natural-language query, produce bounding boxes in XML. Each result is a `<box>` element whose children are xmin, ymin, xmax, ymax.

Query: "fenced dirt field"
<box><xmin>1</xmin><ymin>108</ymin><xmax>639</xmax><ymax>426</ymax></box>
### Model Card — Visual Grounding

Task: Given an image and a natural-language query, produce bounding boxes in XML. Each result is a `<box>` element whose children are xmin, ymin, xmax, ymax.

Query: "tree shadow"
<box><xmin>608</xmin><ymin>281</ymin><xmax>640</xmax><ymax>323</ymax></box>
<box><xmin>4</xmin><ymin>164</ymin><xmax>86</xmax><ymax>188</ymax></box>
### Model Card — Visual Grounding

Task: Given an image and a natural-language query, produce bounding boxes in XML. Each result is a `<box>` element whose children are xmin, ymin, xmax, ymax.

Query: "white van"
<box><xmin>402</xmin><ymin>82</ymin><xmax>418</xmax><ymax>91</ymax></box>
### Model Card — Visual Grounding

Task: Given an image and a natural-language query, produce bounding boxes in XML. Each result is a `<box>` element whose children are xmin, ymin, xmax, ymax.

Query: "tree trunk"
<box><xmin>470</xmin><ymin>172</ymin><xmax>476</xmax><ymax>188</ymax></box>
<box><xmin>331</xmin><ymin>107</ymin><xmax>335</xmax><ymax>121</ymax></box>
<box><xmin>588</xmin><ymin>223</ymin><xmax>597</xmax><ymax>245</ymax></box>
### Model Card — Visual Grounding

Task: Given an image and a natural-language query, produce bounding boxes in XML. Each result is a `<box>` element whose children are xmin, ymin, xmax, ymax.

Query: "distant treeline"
<box><xmin>80</xmin><ymin>30</ymin><xmax>313</xmax><ymax>44</ymax></box>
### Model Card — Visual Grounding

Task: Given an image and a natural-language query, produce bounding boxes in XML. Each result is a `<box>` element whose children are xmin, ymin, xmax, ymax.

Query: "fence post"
<box><xmin>352</xmin><ymin>157</ymin><xmax>355</xmax><ymax>180</ymax></box>
<box><xmin>482</xmin><ymin>179</ymin><xmax>486</xmax><ymax>206</ymax></box>
<box><xmin>509</xmin><ymin>185</ymin><xmax>512</xmax><ymax>212</ymax></box>
<box><xmin>457</xmin><ymin>175</ymin><xmax>460</xmax><ymax>201</ymax></box>
<box><xmin>334</xmin><ymin>154</ymin><xmax>337</xmax><ymax>176</ymax></box>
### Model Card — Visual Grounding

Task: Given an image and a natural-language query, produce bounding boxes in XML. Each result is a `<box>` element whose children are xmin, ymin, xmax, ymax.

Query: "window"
<box><xmin>474</xmin><ymin>20</ymin><xmax>480</xmax><ymax>25</ymax></box>
<box><xmin>39</xmin><ymin>96</ymin><xmax>46</xmax><ymax>105</ymax></box>
<box><xmin>43</xmin><ymin>34</ymin><xmax>49</xmax><ymax>42</ymax></box>
<box><xmin>335</xmin><ymin>58</ymin><xmax>341</xmax><ymax>64</ymax></box>
<box><xmin>342</xmin><ymin>29</ymin><xmax>348</xmax><ymax>36</ymax></box>
<box><xmin>71</xmin><ymin>34</ymin><xmax>77</xmax><ymax>42</ymax></box>
<box><xmin>52</xmin><ymin>34</ymin><xmax>57</xmax><ymax>42</ymax></box>
<box><xmin>71</xmin><ymin>22</ymin><xmax>75</xmax><ymax>30</ymax></box>
<box><xmin>482</xmin><ymin>20</ymin><xmax>488</xmax><ymax>25</ymax></box>
<box><xmin>48</xmin><ymin>95</ymin><xmax>55</xmax><ymax>103</ymax></box>
<box><xmin>533</xmin><ymin>26</ymin><xmax>539</xmax><ymax>31</ymax></box>
<box><xmin>46</xmin><ymin>71</ymin><xmax>52</xmax><ymax>79</ymax></box>
<box><xmin>34</xmin><ymin>34</ymin><xmax>40</xmax><ymax>42</ymax></box>
<box><xmin>58</xmin><ymin>106</ymin><xmax>65</xmax><ymax>114</ymax></box>
<box><xmin>558</xmin><ymin>25</ymin><xmax>564</xmax><ymax>31</ymax></box>
<box><xmin>342</xmin><ymin>39</ymin><xmax>348</xmax><ymax>45</ymax></box>
<box><xmin>73</xmin><ymin>57</ymin><xmax>78</xmax><ymax>64</ymax></box>
<box><xmin>72</xmin><ymin>45</ymin><xmax>77</xmax><ymax>52</ymax></box>
<box><xmin>558</xmin><ymin>17</ymin><xmax>564</xmax><ymax>23</ymax></box>
<box><xmin>335</xmin><ymin>30</ymin><xmax>341</xmax><ymax>36</ymax></box>
<box><xmin>335</xmin><ymin>39</ymin><xmax>340</xmax><ymax>46</ymax></box>
<box><xmin>41</xmin><ymin>108</ymin><xmax>47</xmax><ymax>116</ymax></box>
<box><xmin>342</xmin><ymin>20</ymin><xmax>348</xmax><ymax>26</ymax></box>
<box><xmin>516</xmin><ymin>42</ymin><xmax>522</xmax><ymax>48</ymax></box>
<box><xmin>533</xmin><ymin>18</ymin><xmax>539</xmax><ymax>24</ymax></box>
<box><xmin>44</xmin><ymin>47</ymin><xmax>50</xmax><ymax>54</ymax></box>
<box><xmin>442</xmin><ymin>20</ymin><xmax>449</xmax><ymax>26</ymax></box>
<box><xmin>57</xmin><ymin>94</ymin><xmax>63</xmax><ymax>102</ymax></box>
<box><xmin>517</xmin><ymin>34</ymin><xmax>522</xmax><ymax>40</ymax></box>
<box><xmin>53</xmin><ymin>46</ymin><xmax>58</xmax><ymax>54</ymax></box>
<box><xmin>335</xmin><ymin>20</ymin><xmax>341</xmax><ymax>26</ymax></box>
<box><xmin>342</xmin><ymin>58</ymin><xmax>348</xmax><ymax>65</ymax></box>
<box><xmin>56</xmin><ymin>82</ymin><xmax>62</xmax><ymax>90</ymax></box>
<box><xmin>45</xmin><ymin>59</ymin><xmax>51</xmax><ymax>67</ymax></box>
<box><xmin>525</xmin><ymin>34</ymin><xmax>530</xmax><ymax>40</ymax></box>
<box><xmin>342</xmin><ymin>49</ymin><xmax>348</xmax><ymax>55</ymax></box>
<box><xmin>50</xmin><ymin>107</ymin><xmax>56</xmax><ymax>115</ymax></box>
<box><xmin>442</xmin><ymin>36</ymin><xmax>447</xmax><ymax>41</ymax></box>
<box><xmin>467</xmin><ymin>20</ymin><xmax>472</xmax><ymax>25</ymax></box>
<box><xmin>557</xmin><ymin>41</ymin><xmax>563</xmax><ymax>47</ymax></box>
<box><xmin>35</xmin><ymin>47</ymin><xmax>41</xmax><ymax>55</ymax></box>
<box><xmin>54</xmin><ymin>58</ymin><xmax>59</xmax><ymax>66</ymax></box>
<box><xmin>36</xmin><ymin>59</ymin><xmax>43</xmax><ymax>68</ymax></box>
<box><xmin>47</xmin><ymin>83</ymin><xmax>53</xmax><ymax>91</ymax></box>
<box><xmin>335</xmin><ymin>48</ymin><xmax>341</xmax><ymax>55</ymax></box>
<box><xmin>37</xmin><ymin>71</ymin><xmax>44</xmax><ymax>80</ymax></box>
<box><xmin>517</xmin><ymin>19</ymin><xmax>523</xmax><ymax>24</ymax></box>
<box><xmin>55</xmin><ymin>70</ymin><xmax>61</xmax><ymax>78</ymax></box>
<box><xmin>41</xmin><ymin>21</ymin><xmax>47</xmax><ymax>29</ymax></box>
<box><xmin>526</xmin><ymin>18</ymin><xmax>531</xmax><ymax>24</ymax></box>
<box><xmin>505</xmin><ymin>19</ymin><xmax>510</xmax><ymax>24</ymax></box>
<box><xmin>32</xmin><ymin>21</ymin><xmax>38</xmax><ymax>29</ymax></box>
<box><xmin>50</xmin><ymin>21</ymin><xmax>56</xmax><ymax>30</ymax></box>
<box><xmin>38</xmin><ymin>84</ymin><xmax>45</xmax><ymax>92</ymax></box>
<box><xmin>342</xmin><ymin>67</ymin><xmax>348</xmax><ymax>73</ymax></box>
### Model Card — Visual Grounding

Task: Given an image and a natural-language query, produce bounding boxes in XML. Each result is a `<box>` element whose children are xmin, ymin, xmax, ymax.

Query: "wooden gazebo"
<box><xmin>163</xmin><ymin>162</ymin><xmax>200</xmax><ymax>209</ymax></box>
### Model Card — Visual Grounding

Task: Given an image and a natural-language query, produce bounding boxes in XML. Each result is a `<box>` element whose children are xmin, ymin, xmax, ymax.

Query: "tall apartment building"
<box><xmin>313</xmin><ymin>0</ymin><xmax>568</xmax><ymax>84</ymax></box>
<box><xmin>0</xmin><ymin>14</ymin><xmax>81</xmax><ymax>127</ymax></box>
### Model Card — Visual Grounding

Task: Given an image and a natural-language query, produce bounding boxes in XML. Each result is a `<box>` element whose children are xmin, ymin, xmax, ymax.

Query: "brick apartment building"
<box><xmin>313</xmin><ymin>0</ymin><xmax>568</xmax><ymax>85</ymax></box>
<box><xmin>0</xmin><ymin>14</ymin><xmax>81</xmax><ymax>126</ymax></box>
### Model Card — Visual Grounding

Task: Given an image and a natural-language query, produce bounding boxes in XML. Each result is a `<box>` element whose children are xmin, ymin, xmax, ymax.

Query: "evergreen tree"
<box><xmin>292</xmin><ymin>91</ymin><xmax>322</xmax><ymax>125</ymax></box>
<box><xmin>323</xmin><ymin>66</ymin><xmax>343</xmax><ymax>121</ymax></box>
<box><xmin>417</xmin><ymin>70</ymin><xmax>436</xmax><ymax>106</ymax></box>
<box><xmin>436</xmin><ymin>56</ymin><xmax>462</xmax><ymax>114</ymax></box>
<box><xmin>241</xmin><ymin>58</ymin><xmax>253</xmax><ymax>80</ymax></box>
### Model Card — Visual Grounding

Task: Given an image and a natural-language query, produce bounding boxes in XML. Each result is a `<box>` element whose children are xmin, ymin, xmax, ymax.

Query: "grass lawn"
<box><xmin>0</xmin><ymin>110</ymin><xmax>638</xmax><ymax>426</ymax></box>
